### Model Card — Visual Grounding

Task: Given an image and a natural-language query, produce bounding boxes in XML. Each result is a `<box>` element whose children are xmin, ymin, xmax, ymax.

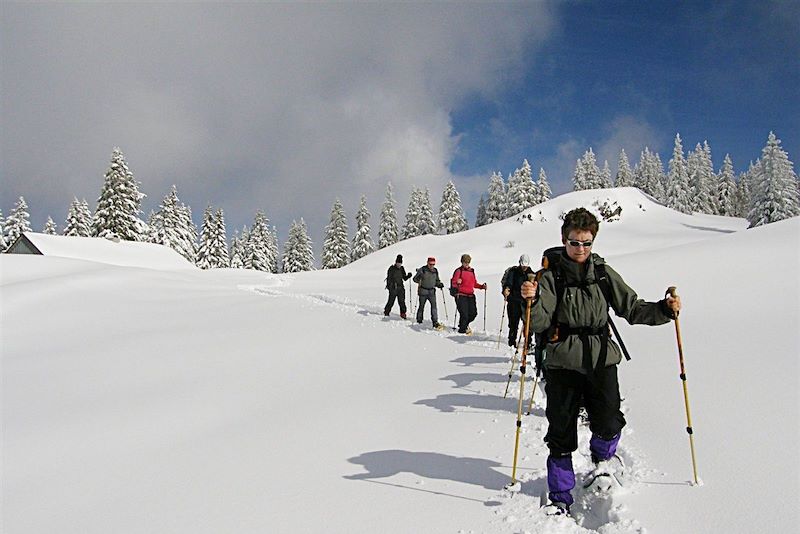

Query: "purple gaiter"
<box><xmin>589</xmin><ymin>433</ymin><xmax>620</xmax><ymax>462</ymax></box>
<box><xmin>547</xmin><ymin>454</ymin><xmax>575</xmax><ymax>506</ymax></box>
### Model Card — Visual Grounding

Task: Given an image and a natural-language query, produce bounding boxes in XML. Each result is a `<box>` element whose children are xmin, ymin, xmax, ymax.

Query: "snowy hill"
<box><xmin>2</xmin><ymin>189</ymin><xmax>797</xmax><ymax>534</ymax></box>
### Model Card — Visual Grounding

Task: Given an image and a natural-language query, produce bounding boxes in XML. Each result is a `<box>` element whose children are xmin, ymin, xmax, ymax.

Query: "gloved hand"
<box><xmin>478</xmin><ymin>283</ymin><xmax>487</xmax><ymax>290</ymax></box>
<box><xmin>521</xmin><ymin>280</ymin><xmax>538</xmax><ymax>299</ymax></box>
<box><xmin>436</xmin><ymin>282</ymin><xmax>444</xmax><ymax>289</ymax></box>
<box><xmin>502</xmin><ymin>288</ymin><xmax>511</xmax><ymax>298</ymax></box>
<box><xmin>405</xmin><ymin>273</ymin><xmax>412</xmax><ymax>280</ymax></box>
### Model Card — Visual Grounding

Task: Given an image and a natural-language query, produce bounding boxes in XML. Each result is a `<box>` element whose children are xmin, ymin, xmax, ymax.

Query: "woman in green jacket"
<box><xmin>521</xmin><ymin>207</ymin><xmax>681</xmax><ymax>515</ymax></box>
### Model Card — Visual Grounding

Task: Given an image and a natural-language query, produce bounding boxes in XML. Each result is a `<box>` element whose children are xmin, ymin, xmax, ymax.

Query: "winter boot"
<box><xmin>384</xmin><ymin>310</ymin><xmax>390</xmax><ymax>317</ymax></box>
<box><xmin>542</xmin><ymin>500</ymin><xmax>571</xmax><ymax>516</ymax></box>
<box><xmin>400</xmin><ymin>312</ymin><xmax>407</xmax><ymax>319</ymax></box>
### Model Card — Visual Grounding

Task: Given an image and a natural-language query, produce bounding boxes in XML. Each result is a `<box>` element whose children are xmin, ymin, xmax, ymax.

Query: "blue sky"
<box><xmin>1</xmin><ymin>1</ymin><xmax>797</xmax><ymax>251</ymax></box>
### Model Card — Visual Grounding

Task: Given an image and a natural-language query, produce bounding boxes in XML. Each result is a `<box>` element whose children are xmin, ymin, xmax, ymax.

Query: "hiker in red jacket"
<box><xmin>450</xmin><ymin>254</ymin><xmax>486</xmax><ymax>334</ymax></box>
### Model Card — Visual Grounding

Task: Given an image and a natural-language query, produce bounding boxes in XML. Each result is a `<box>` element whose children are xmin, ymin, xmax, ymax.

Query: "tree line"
<box><xmin>2</xmin><ymin>132</ymin><xmax>797</xmax><ymax>269</ymax></box>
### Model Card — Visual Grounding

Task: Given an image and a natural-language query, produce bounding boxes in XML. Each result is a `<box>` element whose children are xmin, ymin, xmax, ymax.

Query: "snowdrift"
<box><xmin>2</xmin><ymin>189</ymin><xmax>797</xmax><ymax>534</ymax></box>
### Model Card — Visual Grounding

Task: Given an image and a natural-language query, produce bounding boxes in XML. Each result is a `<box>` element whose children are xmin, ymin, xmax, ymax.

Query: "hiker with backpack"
<box><xmin>520</xmin><ymin>207</ymin><xmax>681</xmax><ymax>516</ymax></box>
<box><xmin>450</xmin><ymin>254</ymin><xmax>487</xmax><ymax>335</ymax></box>
<box><xmin>384</xmin><ymin>254</ymin><xmax>413</xmax><ymax>318</ymax></box>
<box><xmin>501</xmin><ymin>254</ymin><xmax>535</xmax><ymax>347</ymax></box>
<box><xmin>413</xmin><ymin>257</ymin><xmax>445</xmax><ymax>329</ymax></box>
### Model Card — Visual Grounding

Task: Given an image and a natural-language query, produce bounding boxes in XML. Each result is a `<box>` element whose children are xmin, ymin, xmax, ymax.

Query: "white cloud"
<box><xmin>1</xmin><ymin>3</ymin><xmax>556</xmax><ymax>245</ymax></box>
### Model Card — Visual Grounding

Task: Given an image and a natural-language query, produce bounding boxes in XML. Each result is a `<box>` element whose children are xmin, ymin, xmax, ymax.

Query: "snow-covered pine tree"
<box><xmin>572</xmin><ymin>156</ymin><xmax>588</xmax><ymax>191</ymax></box>
<box><xmin>43</xmin><ymin>217</ymin><xmax>57</xmax><ymax>235</ymax></box>
<box><xmin>748</xmin><ymin>131</ymin><xmax>800</xmax><ymax>227</ymax></box>
<box><xmin>666</xmin><ymin>133</ymin><xmax>692</xmax><ymax>213</ymax></box>
<box><xmin>634</xmin><ymin>148</ymin><xmax>666</xmax><ymax>201</ymax></box>
<box><xmin>508</xmin><ymin>160</ymin><xmax>536</xmax><ymax>214</ymax></box>
<box><xmin>229</xmin><ymin>230</ymin><xmax>244</xmax><ymax>269</ymax></box>
<box><xmin>485</xmin><ymin>172</ymin><xmax>507</xmax><ymax>223</ymax></box>
<box><xmin>150</xmin><ymin>186</ymin><xmax>196</xmax><ymax>263</ymax></box>
<box><xmin>0</xmin><ymin>210</ymin><xmax>7</xmax><ymax>252</ymax></box>
<box><xmin>5</xmin><ymin>196</ymin><xmax>32</xmax><ymax>245</ymax></box>
<box><xmin>240</xmin><ymin>226</ymin><xmax>253</xmax><ymax>269</ymax></box>
<box><xmin>475</xmin><ymin>195</ymin><xmax>487</xmax><ymax>227</ymax></box>
<box><xmin>197</xmin><ymin>207</ymin><xmax>215</xmax><ymax>269</ymax></box>
<box><xmin>247</xmin><ymin>211</ymin><xmax>275</xmax><ymax>272</ymax></box>
<box><xmin>92</xmin><ymin>147</ymin><xmax>146</xmax><ymax>241</ymax></box>
<box><xmin>64</xmin><ymin>197</ymin><xmax>93</xmax><ymax>236</ymax></box>
<box><xmin>322</xmin><ymin>199</ymin><xmax>350</xmax><ymax>269</ymax></box>
<box><xmin>578</xmin><ymin>149</ymin><xmax>602</xmax><ymax>189</ymax></box>
<box><xmin>599</xmin><ymin>160</ymin><xmax>612</xmax><ymax>189</ymax></box>
<box><xmin>402</xmin><ymin>187</ymin><xmax>421</xmax><ymax>239</ymax></box>
<box><xmin>735</xmin><ymin>163</ymin><xmax>756</xmax><ymax>218</ymax></box>
<box><xmin>717</xmin><ymin>154</ymin><xmax>738</xmax><ymax>217</ymax></box>
<box><xmin>536</xmin><ymin>167</ymin><xmax>552</xmax><ymax>204</ymax></box>
<box><xmin>283</xmin><ymin>218</ymin><xmax>314</xmax><ymax>272</ymax></box>
<box><xmin>269</xmin><ymin>226</ymin><xmax>280</xmax><ymax>273</ymax></box>
<box><xmin>615</xmin><ymin>150</ymin><xmax>634</xmax><ymax>187</ymax></box>
<box><xmin>703</xmin><ymin>141</ymin><xmax>721</xmax><ymax>214</ymax></box>
<box><xmin>351</xmin><ymin>196</ymin><xmax>375</xmax><ymax>261</ymax></box>
<box><xmin>378</xmin><ymin>183</ymin><xmax>399</xmax><ymax>249</ymax></box>
<box><xmin>438</xmin><ymin>180</ymin><xmax>468</xmax><ymax>234</ymax></box>
<box><xmin>417</xmin><ymin>188</ymin><xmax>436</xmax><ymax>235</ymax></box>
<box><xmin>687</xmin><ymin>143</ymin><xmax>716</xmax><ymax>214</ymax></box>
<box><xmin>211</xmin><ymin>209</ymin><xmax>229</xmax><ymax>267</ymax></box>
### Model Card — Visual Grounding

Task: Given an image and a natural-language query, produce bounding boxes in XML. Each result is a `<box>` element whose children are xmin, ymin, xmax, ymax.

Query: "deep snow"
<box><xmin>2</xmin><ymin>188</ymin><xmax>798</xmax><ymax>533</ymax></box>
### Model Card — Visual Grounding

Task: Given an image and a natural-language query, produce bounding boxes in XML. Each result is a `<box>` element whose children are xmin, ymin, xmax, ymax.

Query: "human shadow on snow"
<box><xmin>414</xmin><ymin>392</ymin><xmax>517</xmax><ymax>413</ymax></box>
<box><xmin>450</xmin><ymin>356</ymin><xmax>509</xmax><ymax>366</ymax></box>
<box><xmin>440</xmin><ymin>372</ymin><xmax>511</xmax><ymax>389</ymax></box>
<box><xmin>345</xmin><ymin>450</ymin><xmax>509</xmax><ymax>492</ymax></box>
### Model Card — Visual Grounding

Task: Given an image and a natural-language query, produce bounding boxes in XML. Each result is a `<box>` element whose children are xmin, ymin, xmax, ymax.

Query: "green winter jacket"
<box><xmin>530</xmin><ymin>251</ymin><xmax>673</xmax><ymax>372</ymax></box>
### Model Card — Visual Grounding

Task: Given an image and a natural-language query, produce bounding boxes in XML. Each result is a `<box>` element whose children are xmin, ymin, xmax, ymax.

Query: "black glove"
<box><xmin>405</xmin><ymin>273</ymin><xmax>412</xmax><ymax>280</ymax></box>
<box><xmin>436</xmin><ymin>282</ymin><xmax>444</xmax><ymax>289</ymax></box>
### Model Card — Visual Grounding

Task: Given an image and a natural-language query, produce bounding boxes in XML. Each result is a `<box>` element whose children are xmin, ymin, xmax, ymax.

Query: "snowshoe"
<box><xmin>583</xmin><ymin>454</ymin><xmax>625</xmax><ymax>492</ymax></box>
<box><xmin>542</xmin><ymin>501</ymin><xmax>571</xmax><ymax>517</ymax></box>
<box><xmin>433</xmin><ymin>323</ymin><xmax>445</xmax><ymax>331</ymax></box>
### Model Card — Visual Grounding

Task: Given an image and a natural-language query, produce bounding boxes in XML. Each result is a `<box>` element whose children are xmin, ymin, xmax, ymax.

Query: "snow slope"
<box><xmin>2</xmin><ymin>188</ymin><xmax>797</xmax><ymax>533</ymax></box>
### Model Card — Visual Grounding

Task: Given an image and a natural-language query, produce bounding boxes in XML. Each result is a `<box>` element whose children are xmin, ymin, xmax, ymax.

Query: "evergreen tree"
<box><xmin>615</xmin><ymin>149</ymin><xmax>634</xmax><ymax>187</ymax></box>
<box><xmin>717</xmin><ymin>154</ymin><xmax>738</xmax><ymax>217</ymax></box>
<box><xmin>634</xmin><ymin>147</ymin><xmax>666</xmax><ymax>201</ymax></box>
<box><xmin>92</xmin><ymin>147</ymin><xmax>146</xmax><ymax>241</ymax></box>
<box><xmin>43</xmin><ymin>217</ymin><xmax>57</xmax><ymax>235</ymax></box>
<box><xmin>748</xmin><ymin>131</ymin><xmax>800</xmax><ymax>226</ymax></box>
<box><xmin>229</xmin><ymin>230</ymin><xmax>244</xmax><ymax>269</ymax></box>
<box><xmin>197</xmin><ymin>206</ymin><xmax>229</xmax><ymax>269</ymax></box>
<box><xmin>475</xmin><ymin>195</ymin><xmax>487</xmax><ymax>227</ymax></box>
<box><xmin>599</xmin><ymin>160</ymin><xmax>612</xmax><ymax>188</ymax></box>
<box><xmin>247</xmin><ymin>211</ymin><xmax>276</xmax><ymax>272</ymax></box>
<box><xmin>351</xmin><ymin>196</ymin><xmax>375</xmax><ymax>261</ymax></box>
<box><xmin>572</xmin><ymin>158</ymin><xmax>587</xmax><ymax>191</ymax></box>
<box><xmin>269</xmin><ymin>226</ymin><xmax>280</xmax><ymax>273</ymax></box>
<box><xmin>507</xmin><ymin>160</ymin><xmax>537</xmax><ymax>213</ymax></box>
<box><xmin>438</xmin><ymin>180</ymin><xmax>468</xmax><ymax>234</ymax></box>
<box><xmin>6</xmin><ymin>196</ymin><xmax>32</xmax><ymax>245</ymax></box>
<box><xmin>0</xmin><ymin>210</ymin><xmax>7</xmax><ymax>252</ymax></box>
<box><xmin>240</xmin><ymin>225</ymin><xmax>253</xmax><ymax>269</ymax></box>
<box><xmin>322</xmin><ymin>199</ymin><xmax>350</xmax><ymax>269</ymax></box>
<box><xmin>151</xmin><ymin>186</ymin><xmax>196</xmax><ymax>263</ymax></box>
<box><xmin>666</xmin><ymin>133</ymin><xmax>692</xmax><ymax>213</ymax></box>
<box><xmin>282</xmin><ymin>219</ymin><xmax>314</xmax><ymax>272</ymax></box>
<box><xmin>536</xmin><ymin>167</ymin><xmax>552</xmax><ymax>203</ymax></box>
<box><xmin>688</xmin><ymin>143</ymin><xmax>716</xmax><ymax>214</ymax></box>
<box><xmin>378</xmin><ymin>183</ymin><xmax>399</xmax><ymax>249</ymax></box>
<box><xmin>64</xmin><ymin>197</ymin><xmax>93</xmax><ymax>237</ymax></box>
<box><xmin>574</xmin><ymin>149</ymin><xmax>602</xmax><ymax>190</ymax></box>
<box><xmin>402</xmin><ymin>187</ymin><xmax>421</xmax><ymax>239</ymax></box>
<box><xmin>417</xmin><ymin>188</ymin><xmax>436</xmax><ymax>235</ymax></box>
<box><xmin>703</xmin><ymin>141</ymin><xmax>721</xmax><ymax>214</ymax></box>
<box><xmin>485</xmin><ymin>172</ymin><xmax>507</xmax><ymax>224</ymax></box>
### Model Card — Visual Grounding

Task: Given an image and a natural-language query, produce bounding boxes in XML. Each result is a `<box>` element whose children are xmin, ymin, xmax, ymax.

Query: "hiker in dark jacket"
<box><xmin>450</xmin><ymin>254</ymin><xmax>486</xmax><ymax>335</ymax></box>
<box><xmin>384</xmin><ymin>254</ymin><xmax>412</xmax><ymax>318</ymax></box>
<box><xmin>413</xmin><ymin>257</ymin><xmax>444</xmax><ymax>329</ymax></box>
<box><xmin>520</xmin><ymin>207</ymin><xmax>681</xmax><ymax>515</ymax></box>
<box><xmin>501</xmin><ymin>254</ymin><xmax>534</xmax><ymax>347</ymax></box>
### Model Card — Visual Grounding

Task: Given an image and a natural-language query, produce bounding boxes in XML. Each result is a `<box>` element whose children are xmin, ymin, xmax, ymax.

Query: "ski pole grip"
<box><xmin>666</xmin><ymin>286</ymin><xmax>678</xmax><ymax>299</ymax></box>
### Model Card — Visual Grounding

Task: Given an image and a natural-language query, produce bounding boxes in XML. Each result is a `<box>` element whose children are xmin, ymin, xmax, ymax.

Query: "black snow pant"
<box><xmin>456</xmin><ymin>294</ymin><xmax>478</xmax><ymax>333</ymax></box>
<box><xmin>384</xmin><ymin>287</ymin><xmax>407</xmax><ymax>315</ymax></box>
<box><xmin>507</xmin><ymin>298</ymin><xmax>524</xmax><ymax>346</ymax></box>
<box><xmin>543</xmin><ymin>365</ymin><xmax>626</xmax><ymax>456</ymax></box>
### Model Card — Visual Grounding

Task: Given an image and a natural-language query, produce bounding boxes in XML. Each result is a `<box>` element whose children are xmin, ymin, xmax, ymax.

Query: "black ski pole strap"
<box><xmin>608</xmin><ymin>317</ymin><xmax>631</xmax><ymax>361</ymax></box>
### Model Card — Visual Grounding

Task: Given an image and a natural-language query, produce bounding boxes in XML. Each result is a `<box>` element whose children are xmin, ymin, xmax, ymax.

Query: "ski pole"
<box><xmin>496</xmin><ymin>298</ymin><xmax>507</xmax><ymax>349</ymax></box>
<box><xmin>409</xmin><ymin>281</ymin><xmax>413</xmax><ymax>316</ymax></box>
<box><xmin>483</xmin><ymin>284</ymin><xmax>488</xmax><ymax>332</ymax></box>
<box><xmin>667</xmin><ymin>286</ymin><xmax>699</xmax><ymax>485</ymax></box>
<box><xmin>525</xmin><ymin>372</ymin><xmax>539</xmax><ymax>416</ymax></box>
<box><xmin>452</xmin><ymin>296</ymin><xmax>459</xmax><ymax>331</ymax></box>
<box><xmin>440</xmin><ymin>288</ymin><xmax>449</xmax><ymax>322</ymax></box>
<box><xmin>506</xmin><ymin>297</ymin><xmax>533</xmax><ymax>490</ymax></box>
<box><xmin>503</xmin><ymin>327</ymin><xmax>525</xmax><ymax>398</ymax></box>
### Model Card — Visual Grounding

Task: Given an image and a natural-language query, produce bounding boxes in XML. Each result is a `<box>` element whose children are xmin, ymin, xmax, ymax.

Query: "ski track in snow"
<box><xmin>244</xmin><ymin>282</ymin><xmax>650</xmax><ymax>533</ymax></box>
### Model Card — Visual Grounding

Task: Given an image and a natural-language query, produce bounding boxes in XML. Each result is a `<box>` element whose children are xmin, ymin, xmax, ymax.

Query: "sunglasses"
<box><xmin>567</xmin><ymin>239</ymin><xmax>593</xmax><ymax>248</ymax></box>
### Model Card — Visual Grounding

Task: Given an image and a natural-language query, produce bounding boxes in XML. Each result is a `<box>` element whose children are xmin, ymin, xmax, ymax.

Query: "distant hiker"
<box><xmin>413</xmin><ymin>257</ymin><xmax>445</xmax><ymax>329</ymax></box>
<box><xmin>384</xmin><ymin>254</ymin><xmax>413</xmax><ymax>318</ymax></box>
<box><xmin>520</xmin><ymin>207</ymin><xmax>681</xmax><ymax>516</ymax></box>
<box><xmin>501</xmin><ymin>254</ymin><xmax>534</xmax><ymax>347</ymax></box>
<box><xmin>450</xmin><ymin>254</ymin><xmax>486</xmax><ymax>335</ymax></box>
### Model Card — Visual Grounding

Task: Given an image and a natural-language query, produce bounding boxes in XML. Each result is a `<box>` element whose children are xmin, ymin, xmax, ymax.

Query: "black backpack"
<box><xmin>449</xmin><ymin>267</ymin><xmax>464</xmax><ymax>297</ymax></box>
<box><xmin>531</xmin><ymin>246</ymin><xmax>630</xmax><ymax>375</ymax></box>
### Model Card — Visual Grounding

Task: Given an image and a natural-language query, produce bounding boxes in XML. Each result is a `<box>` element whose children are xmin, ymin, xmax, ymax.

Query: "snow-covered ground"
<box><xmin>2</xmin><ymin>188</ymin><xmax>798</xmax><ymax>533</ymax></box>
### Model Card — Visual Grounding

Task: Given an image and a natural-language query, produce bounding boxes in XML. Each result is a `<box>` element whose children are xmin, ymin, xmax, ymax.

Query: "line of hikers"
<box><xmin>384</xmin><ymin>253</ymin><xmax>486</xmax><ymax>334</ymax></box>
<box><xmin>384</xmin><ymin>207</ymin><xmax>682</xmax><ymax>516</ymax></box>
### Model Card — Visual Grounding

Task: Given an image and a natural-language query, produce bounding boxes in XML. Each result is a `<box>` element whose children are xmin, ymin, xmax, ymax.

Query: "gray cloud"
<box><xmin>1</xmin><ymin>2</ymin><xmax>556</xmax><ymax>246</ymax></box>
